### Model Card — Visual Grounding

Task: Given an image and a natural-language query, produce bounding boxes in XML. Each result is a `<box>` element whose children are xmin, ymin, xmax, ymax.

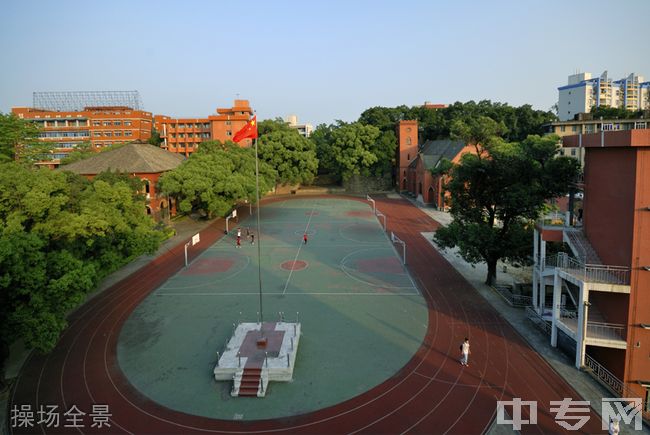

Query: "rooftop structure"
<box><xmin>285</xmin><ymin>115</ymin><xmax>313</xmax><ymax>137</ymax></box>
<box><xmin>33</xmin><ymin>90</ymin><xmax>142</xmax><ymax>112</ymax></box>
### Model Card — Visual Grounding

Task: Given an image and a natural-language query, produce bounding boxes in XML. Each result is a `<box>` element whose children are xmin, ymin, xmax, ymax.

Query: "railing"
<box><xmin>550</xmin><ymin>252</ymin><xmax>630</xmax><ymax>285</ymax></box>
<box><xmin>584</xmin><ymin>354</ymin><xmax>649</xmax><ymax>422</ymax></box>
<box><xmin>587</xmin><ymin>321</ymin><xmax>626</xmax><ymax>341</ymax></box>
<box><xmin>525</xmin><ymin>307</ymin><xmax>551</xmax><ymax>335</ymax></box>
<box><xmin>492</xmin><ymin>285</ymin><xmax>532</xmax><ymax>308</ymax></box>
<box><xmin>564</xmin><ymin>229</ymin><xmax>589</xmax><ymax>263</ymax></box>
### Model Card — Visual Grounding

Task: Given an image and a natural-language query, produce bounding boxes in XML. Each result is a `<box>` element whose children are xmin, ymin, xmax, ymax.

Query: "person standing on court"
<box><xmin>460</xmin><ymin>338</ymin><xmax>470</xmax><ymax>367</ymax></box>
<box><xmin>250</xmin><ymin>233</ymin><xmax>255</xmax><ymax>245</ymax></box>
<box><xmin>303</xmin><ymin>233</ymin><xmax>308</xmax><ymax>244</ymax></box>
<box><xmin>236</xmin><ymin>235</ymin><xmax>241</xmax><ymax>248</ymax></box>
<box><xmin>237</xmin><ymin>227</ymin><xmax>242</xmax><ymax>238</ymax></box>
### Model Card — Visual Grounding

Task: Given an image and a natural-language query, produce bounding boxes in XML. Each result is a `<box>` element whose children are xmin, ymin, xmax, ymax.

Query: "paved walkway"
<box><xmin>397</xmin><ymin>194</ymin><xmax>648</xmax><ymax>435</ymax></box>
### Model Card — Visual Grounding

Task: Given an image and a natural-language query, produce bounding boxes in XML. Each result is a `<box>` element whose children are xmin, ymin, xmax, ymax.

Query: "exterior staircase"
<box><xmin>564</xmin><ymin>229</ymin><xmax>601</xmax><ymax>264</ymax></box>
<box><xmin>231</xmin><ymin>367</ymin><xmax>269</xmax><ymax>397</ymax></box>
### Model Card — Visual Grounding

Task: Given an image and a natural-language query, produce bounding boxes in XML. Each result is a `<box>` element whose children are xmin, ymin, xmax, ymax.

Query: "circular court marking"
<box><xmin>339</xmin><ymin>248</ymin><xmax>414</xmax><ymax>290</ymax></box>
<box><xmin>281</xmin><ymin>260</ymin><xmax>309</xmax><ymax>271</ymax></box>
<box><xmin>179</xmin><ymin>258</ymin><xmax>234</xmax><ymax>275</ymax></box>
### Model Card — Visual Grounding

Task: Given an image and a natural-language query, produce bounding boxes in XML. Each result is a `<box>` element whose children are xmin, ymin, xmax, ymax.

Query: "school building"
<box><xmin>531</xmin><ymin>128</ymin><xmax>650</xmax><ymax>420</ymax></box>
<box><xmin>153</xmin><ymin>99</ymin><xmax>254</xmax><ymax>157</ymax></box>
<box><xmin>11</xmin><ymin>105</ymin><xmax>153</xmax><ymax>167</ymax></box>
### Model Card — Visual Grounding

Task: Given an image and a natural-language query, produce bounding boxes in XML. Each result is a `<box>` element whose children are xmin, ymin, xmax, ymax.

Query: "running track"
<box><xmin>10</xmin><ymin>195</ymin><xmax>604</xmax><ymax>434</ymax></box>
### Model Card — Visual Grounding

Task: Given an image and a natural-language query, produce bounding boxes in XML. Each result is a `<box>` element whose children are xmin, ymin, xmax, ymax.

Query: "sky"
<box><xmin>1</xmin><ymin>0</ymin><xmax>649</xmax><ymax>127</ymax></box>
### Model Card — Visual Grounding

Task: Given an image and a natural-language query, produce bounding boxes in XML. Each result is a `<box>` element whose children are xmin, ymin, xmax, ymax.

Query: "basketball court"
<box><xmin>117</xmin><ymin>197</ymin><xmax>428</xmax><ymax>420</ymax></box>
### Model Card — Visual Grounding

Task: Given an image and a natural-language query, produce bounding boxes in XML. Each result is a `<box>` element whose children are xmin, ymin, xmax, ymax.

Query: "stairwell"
<box><xmin>564</xmin><ymin>229</ymin><xmax>601</xmax><ymax>265</ymax></box>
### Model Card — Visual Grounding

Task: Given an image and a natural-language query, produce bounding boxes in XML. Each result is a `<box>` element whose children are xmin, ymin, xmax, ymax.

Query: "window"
<box><xmin>124</xmin><ymin>121</ymin><xmax>132</xmax><ymax>126</ymax></box>
<box><xmin>226</xmin><ymin>121</ymin><xmax>231</xmax><ymax>125</ymax></box>
<box><xmin>114</xmin><ymin>120</ymin><xmax>122</xmax><ymax>126</ymax></box>
<box><xmin>105</xmin><ymin>131</ymin><xmax>112</xmax><ymax>137</ymax></box>
<box><xmin>572</xmin><ymin>126</ymin><xmax>577</xmax><ymax>132</ymax></box>
<box><xmin>602</xmin><ymin>123</ymin><xmax>614</xmax><ymax>131</ymax></box>
<box><xmin>571</xmin><ymin>149</ymin><xmax>576</xmax><ymax>156</ymax></box>
<box><xmin>406</xmin><ymin>137</ymin><xmax>411</xmax><ymax>145</ymax></box>
<box><xmin>407</xmin><ymin>127</ymin><xmax>411</xmax><ymax>132</ymax></box>
<box><xmin>103</xmin><ymin>121</ymin><xmax>110</xmax><ymax>126</ymax></box>
<box><xmin>93</xmin><ymin>121</ymin><xmax>101</xmax><ymax>126</ymax></box>
<box><xmin>560</xmin><ymin>126</ymin><xmax>566</xmax><ymax>132</ymax></box>
<box><xmin>125</xmin><ymin>131</ymin><xmax>133</xmax><ymax>137</ymax></box>
<box><xmin>407</xmin><ymin>153</ymin><xmax>410</xmax><ymax>160</ymax></box>
<box><xmin>115</xmin><ymin>131</ymin><xmax>122</xmax><ymax>136</ymax></box>
<box><xmin>94</xmin><ymin>132</ymin><xmax>102</xmax><ymax>137</ymax></box>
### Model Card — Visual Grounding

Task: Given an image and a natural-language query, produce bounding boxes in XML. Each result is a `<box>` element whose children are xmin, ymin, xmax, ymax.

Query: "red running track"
<box><xmin>9</xmin><ymin>195</ymin><xmax>605</xmax><ymax>434</ymax></box>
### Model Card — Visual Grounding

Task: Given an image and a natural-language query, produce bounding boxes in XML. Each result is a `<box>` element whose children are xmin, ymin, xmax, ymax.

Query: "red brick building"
<box><xmin>12</xmin><ymin>106</ymin><xmax>153</xmax><ymax>166</ymax></box>
<box><xmin>59</xmin><ymin>142</ymin><xmax>185</xmax><ymax>220</ymax></box>
<box><xmin>396</xmin><ymin>120</ymin><xmax>419</xmax><ymax>191</ymax></box>
<box><xmin>154</xmin><ymin>100</ymin><xmax>254</xmax><ymax>157</ymax></box>
<box><xmin>533</xmin><ymin>129</ymin><xmax>650</xmax><ymax>419</ymax></box>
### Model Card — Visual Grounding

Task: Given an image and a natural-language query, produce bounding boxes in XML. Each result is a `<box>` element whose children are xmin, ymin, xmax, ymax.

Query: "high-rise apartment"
<box><xmin>558</xmin><ymin>71</ymin><xmax>650</xmax><ymax>121</ymax></box>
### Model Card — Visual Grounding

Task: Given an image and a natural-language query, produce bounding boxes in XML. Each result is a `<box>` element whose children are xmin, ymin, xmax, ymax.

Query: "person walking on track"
<box><xmin>236</xmin><ymin>236</ymin><xmax>241</xmax><ymax>248</ymax></box>
<box><xmin>303</xmin><ymin>233</ymin><xmax>308</xmax><ymax>244</ymax></box>
<box><xmin>460</xmin><ymin>338</ymin><xmax>470</xmax><ymax>367</ymax></box>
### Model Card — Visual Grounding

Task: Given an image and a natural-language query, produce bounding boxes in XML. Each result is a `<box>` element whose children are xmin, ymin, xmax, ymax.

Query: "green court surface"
<box><xmin>117</xmin><ymin>197</ymin><xmax>428</xmax><ymax>420</ymax></box>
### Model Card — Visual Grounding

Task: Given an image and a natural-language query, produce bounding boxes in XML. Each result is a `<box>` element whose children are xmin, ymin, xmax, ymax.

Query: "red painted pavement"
<box><xmin>9</xmin><ymin>195</ymin><xmax>605</xmax><ymax>434</ymax></box>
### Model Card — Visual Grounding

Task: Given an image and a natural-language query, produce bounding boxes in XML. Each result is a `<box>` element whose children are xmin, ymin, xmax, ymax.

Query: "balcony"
<box><xmin>558</xmin><ymin>313</ymin><xmax>627</xmax><ymax>349</ymax></box>
<box><xmin>547</xmin><ymin>253</ymin><xmax>631</xmax><ymax>290</ymax></box>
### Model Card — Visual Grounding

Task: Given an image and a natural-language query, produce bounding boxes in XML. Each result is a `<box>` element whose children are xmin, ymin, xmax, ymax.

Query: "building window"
<box><xmin>105</xmin><ymin>131</ymin><xmax>112</xmax><ymax>137</ymax></box>
<box><xmin>407</xmin><ymin>153</ymin><xmax>410</xmax><ymax>161</ymax></box>
<box><xmin>103</xmin><ymin>121</ymin><xmax>110</xmax><ymax>126</ymax></box>
<box><xmin>406</xmin><ymin>137</ymin><xmax>411</xmax><ymax>145</ymax></box>
<box><xmin>115</xmin><ymin>131</ymin><xmax>122</xmax><ymax>136</ymax></box>
<box><xmin>560</xmin><ymin>126</ymin><xmax>565</xmax><ymax>132</ymax></box>
<box><xmin>572</xmin><ymin>126</ymin><xmax>577</xmax><ymax>132</ymax></box>
<box><xmin>571</xmin><ymin>149</ymin><xmax>576</xmax><ymax>156</ymax></box>
<box><xmin>124</xmin><ymin>121</ymin><xmax>132</xmax><ymax>126</ymax></box>
<box><xmin>125</xmin><ymin>131</ymin><xmax>133</xmax><ymax>137</ymax></box>
<box><xmin>94</xmin><ymin>132</ymin><xmax>102</xmax><ymax>137</ymax></box>
<box><xmin>114</xmin><ymin>120</ymin><xmax>122</xmax><ymax>126</ymax></box>
<box><xmin>93</xmin><ymin>121</ymin><xmax>101</xmax><ymax>126</ymax></box>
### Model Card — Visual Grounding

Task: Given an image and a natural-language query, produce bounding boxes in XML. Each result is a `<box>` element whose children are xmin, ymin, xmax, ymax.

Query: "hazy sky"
<box><xmin>2</xmin><ymin>0</ymin><xmax>649</xmax><ymax>126</ymax></box>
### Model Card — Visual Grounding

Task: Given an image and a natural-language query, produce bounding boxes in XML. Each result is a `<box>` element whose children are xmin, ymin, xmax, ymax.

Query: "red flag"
<box><xmin>232</xmin><ymin>116</ymin><xmax>258</xmax><ymax>143</ymax></box>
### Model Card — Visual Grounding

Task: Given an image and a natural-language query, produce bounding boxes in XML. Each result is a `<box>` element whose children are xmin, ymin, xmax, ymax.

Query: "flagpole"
<box><xmin>254</xmin><ymin>136</ymin><xmax>264</xmax><ymax>327</ymax></box>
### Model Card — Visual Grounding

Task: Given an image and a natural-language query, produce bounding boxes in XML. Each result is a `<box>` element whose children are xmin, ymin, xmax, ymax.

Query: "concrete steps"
<box><xmin>231</xmin><ymin>367</ymin><xmax>269</xmax><ymax>397</ymax></box>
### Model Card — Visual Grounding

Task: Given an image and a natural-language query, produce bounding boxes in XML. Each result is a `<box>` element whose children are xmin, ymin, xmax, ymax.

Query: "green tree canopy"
<box><xmin>0</xmin><ymin>162</ymin><xmax>161</xmax><ymax>373</ymax></box>
<box><xmin>311</xmin><ymin>121</ymin><xmax>390</xmax><ymax>181</ymax></box>
<box><xmin>257</xmin><ymin>119</ymin><xmax>318</xmax><ymax>185</ymax></box>
<box><xmin>0</xmin><ymin>112</ymin><xmax>54</xmax><ymax>164</ymax></box>
<box><xmin>433</xmin><ymin>120</ymin><xmax>581</xmax><ymax>285</ymax></box>
<box><xmin>159</xmin><ymin>142</ymin><xmax>276</xmax><ymax>218</ymax></box>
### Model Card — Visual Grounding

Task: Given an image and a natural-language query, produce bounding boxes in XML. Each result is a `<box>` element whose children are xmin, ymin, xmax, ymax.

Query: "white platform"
<box><xmin>214</xmin><ymin>322</ymin><xmax>301</xmax><ymax>396</ymax></box>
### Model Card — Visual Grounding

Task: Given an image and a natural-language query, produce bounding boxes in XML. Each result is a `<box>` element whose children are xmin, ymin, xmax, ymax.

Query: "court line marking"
<box><xmin>339</xmin><ymin>248</ymin><xmax>419</xmax><ymax>292</ymax></box>
<box><xmin>281</xmin><ymin>202</ymin><xmax>317</xmax><ymax>295</ymax></box>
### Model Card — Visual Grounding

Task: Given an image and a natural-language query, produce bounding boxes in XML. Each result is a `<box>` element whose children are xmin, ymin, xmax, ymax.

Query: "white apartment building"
<box><xmin>286</xmin><ymin>115</ymin><xmax>313</xmax><ymax>137</ymax></box>
<box><xmin>558</xmin><ymin>71</ymin><xmax>650</xmax><ymax>121</ymax></box>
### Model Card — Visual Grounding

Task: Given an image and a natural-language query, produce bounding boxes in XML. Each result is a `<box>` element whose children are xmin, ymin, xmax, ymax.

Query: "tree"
<box><xmin>59</xmin><ymin>141</ymin><xmax>94</xmax><ymax>165</ymax></box>
<box><xmin>0</xmin><ymin>162</ymin><xmax>162</xmax><ymax>378</ymax></box>
<box><xmin>434</xmin><ymin>120</ymin><xmax>581</xmax><ymax>285</ymax></box>
<box><xmin>148</xmin><ymin>127</ymin><xmax>163</xmax><ymax>146</ymax></box>
<box><xmin>257</xmin><ymin>119</ymin><xmax>318</xmax><ymax>185</ymax></box>
<box><xmin>327</xmin><ymin>122</ymin><xmax>382</xmax><ymax>181</ymax></box>
<box><xmin>0</xmin><ymin>112</ymin><xmax>53</xmax><ymax>164</ymax></box>
<box><xmin>159</xmin><ymin>143</ymin><xmax>276</xmax><ymax>217</ymax></box>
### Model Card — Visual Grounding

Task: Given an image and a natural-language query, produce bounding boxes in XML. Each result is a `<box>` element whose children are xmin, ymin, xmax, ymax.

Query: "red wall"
<box><xmin>397</xmin><ymin>120</ymin><xmax>418</xmax><ymax>189</ymax></box>
<box><xmin>583</xmin><ymin>147</ymin><xmax>636</xmax><ymax>267</ymax></box>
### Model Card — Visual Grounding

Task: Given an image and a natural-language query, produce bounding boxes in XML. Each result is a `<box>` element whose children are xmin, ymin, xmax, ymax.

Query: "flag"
<box><xmin>233</xmin><ymin>116</ymin><xmax>258</xmax><ymax>143</ymax></box>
